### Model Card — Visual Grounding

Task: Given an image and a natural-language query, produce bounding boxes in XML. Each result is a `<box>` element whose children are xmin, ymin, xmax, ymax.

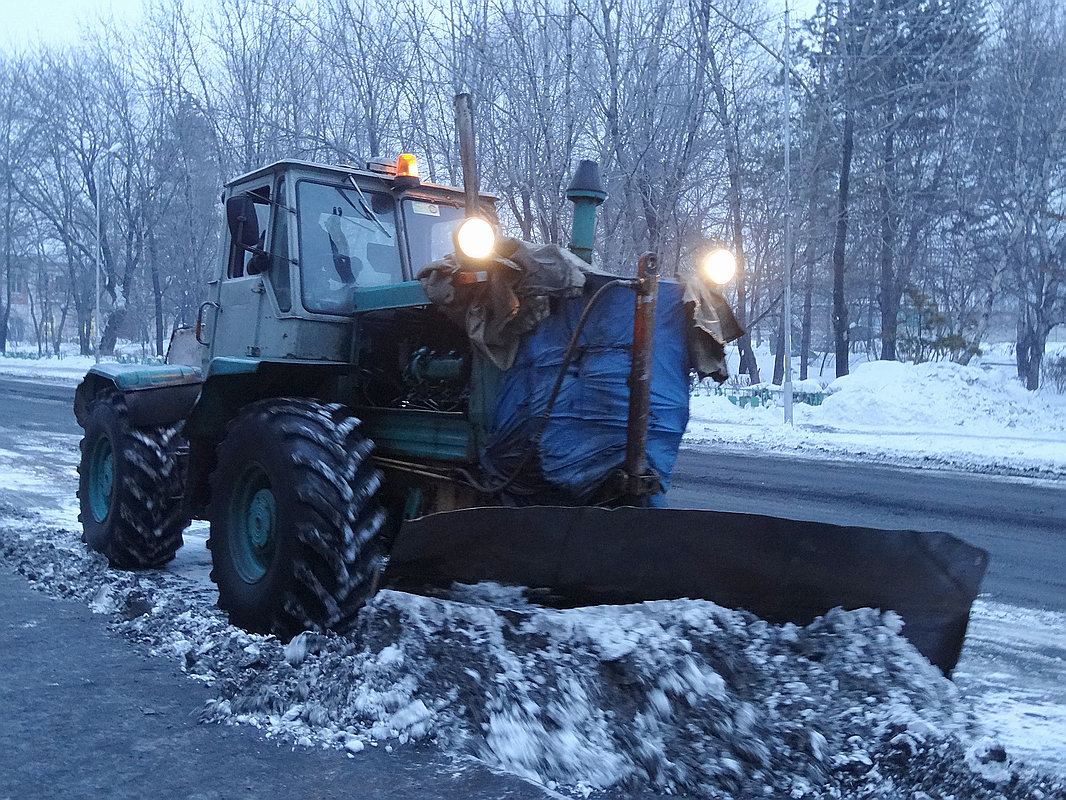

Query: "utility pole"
<box><xmin>782</xmin><ymin>0</ymin><xmax>794</xmax><ymax>425</ymax></box>
<box><xmin>94</xmin><ymin>158</ymin><xmax>103</xmax><ymax>364</ymax></box>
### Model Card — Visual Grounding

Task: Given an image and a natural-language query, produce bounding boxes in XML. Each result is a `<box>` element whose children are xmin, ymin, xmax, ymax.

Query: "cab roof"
<box><xmin>224</xmin><ymin>159</ymin><xmax>497</xmax><ymax>202</ymax></box>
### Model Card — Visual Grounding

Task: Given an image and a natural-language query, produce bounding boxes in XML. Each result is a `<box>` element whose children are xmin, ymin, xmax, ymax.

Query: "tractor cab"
<box><xmin>199</xmin><ymin>157</ymin><xmax>496</xmax><ymax>365</ymax></box>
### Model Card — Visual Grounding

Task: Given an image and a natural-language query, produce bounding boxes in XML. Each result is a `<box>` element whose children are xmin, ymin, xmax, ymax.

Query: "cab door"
<box><xmin>210</xmin><ymin>183</ymin><xmax>272</xmax><ymax>359</ymax></box>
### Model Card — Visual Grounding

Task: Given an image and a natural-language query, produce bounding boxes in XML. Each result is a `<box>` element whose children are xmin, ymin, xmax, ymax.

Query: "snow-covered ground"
<box><xmin>687</xmin><ymin>356</ymin><xmax>1066</xmax><ymax>477</ymax></box>
<box><xmin>0</xmin><ymin>341</ymin><xmax>164</xmax><ymax>384</ymax></box>
<box><xmin>0</xmin><ymin>352</ymin><xmax>96</xmax><ymax>383</ymax></box>
<box><xmin>2</xmin><ymin>516</ymin><xmax>1062</xmax><ymax>799</ymax></box>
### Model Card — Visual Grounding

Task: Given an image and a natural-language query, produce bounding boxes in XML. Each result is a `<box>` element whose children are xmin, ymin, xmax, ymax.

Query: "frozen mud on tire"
<box><xmin>0</xmin><ymin>518</ymin><xmax>1063</xmax><ymax>800</ymax></box>
<box><xmin>206</xmin><ymin>398</ymin><xmax>385</xmax><ymax>639</ymax></box>
<box><xmin>77</xmin><ymin>391</ymin><xmax>188</xmax><ymax>568</ymax></box>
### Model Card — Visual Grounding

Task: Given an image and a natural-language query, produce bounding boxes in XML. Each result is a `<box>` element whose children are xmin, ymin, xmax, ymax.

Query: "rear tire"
<box><xmin>207</xmin><ymin>398</ymin><xmax>385</xmax><ymax>639</ymax></box>
<box><xmin>77</xmin><ymin>391</ymin><xmax>188</xmax><ymax>569</ymax></box>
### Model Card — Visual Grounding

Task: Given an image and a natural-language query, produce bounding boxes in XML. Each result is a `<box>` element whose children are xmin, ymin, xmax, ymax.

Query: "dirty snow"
<box><xmin>0</xmin><ymin>515</ymin><xmax>1062</xmax><ymax>799</ymax></box>
<box><xmin>954</xmin><ymin>600</ymin><xmax>1066</xmax><ymax>775</ymax></box>
<box><xmin>687</xmin><ymin>359</ymin><xmax>1066</xmax><ymax>477</ymax></box>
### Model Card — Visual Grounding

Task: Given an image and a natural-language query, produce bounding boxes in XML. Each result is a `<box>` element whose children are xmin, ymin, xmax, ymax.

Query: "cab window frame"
<box><xmin>294</xmin><ymin>177</ymin><xmax>404</xmax><ymax>316</ymax></box>
<box><xmin>226</xmin><ymin>184</ymin><xmax>271</xmax><ymax>280</ymax></box>
<box><xmin>267</xmin><ymin>176</ymin><xmax>293</xmax><ymax>312</ymax></box>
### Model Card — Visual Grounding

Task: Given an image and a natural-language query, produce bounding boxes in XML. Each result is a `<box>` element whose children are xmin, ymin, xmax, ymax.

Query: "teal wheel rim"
<box><xmin>88</xmin><ymin>435</ymin><xmax>114</xmax><ymax>524</ymax></box>
<box><xmin>229</xmin><ymin>464</ymin><xmax>277</xmax><ymax>583</ymax></box>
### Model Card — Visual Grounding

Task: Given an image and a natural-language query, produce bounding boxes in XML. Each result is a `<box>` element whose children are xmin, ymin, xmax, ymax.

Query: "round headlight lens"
<box><xmin>455</xmin><ymin>217</ymin><xmax>496</xmax><ymax>261</ymax></box>
<box><xmin>700</xmin><ymin>247</ymin><xmax>736</xmax><ymax>285</ymax></box>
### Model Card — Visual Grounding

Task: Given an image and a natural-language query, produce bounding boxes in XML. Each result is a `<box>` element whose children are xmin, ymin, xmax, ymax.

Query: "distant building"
<box><xmin>5</xmin><ymin>256</ymin><xmax>71</xmax><ymax>350</ymax></box>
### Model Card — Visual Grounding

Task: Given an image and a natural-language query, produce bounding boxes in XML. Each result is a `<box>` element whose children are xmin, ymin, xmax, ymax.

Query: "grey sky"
<box><xmin>0</xmin><ymin>0</ymin><xmax>142</xmax><ymax>50</ymax></box>
<box><xmin>1</xmin><ymin>0</ymin><xmax>817</xmax><ymax>53</ymax></box>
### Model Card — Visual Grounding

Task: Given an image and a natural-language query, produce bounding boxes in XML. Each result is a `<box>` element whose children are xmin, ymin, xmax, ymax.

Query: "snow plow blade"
<box><xmin>383</xmin><ymin>506</ymin><xmax>988</xmax><ymax>675</ymax></box>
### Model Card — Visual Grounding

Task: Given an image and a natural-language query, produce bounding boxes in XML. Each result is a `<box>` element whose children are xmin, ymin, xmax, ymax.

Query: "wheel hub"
<box><xmin>246</xmin><ymin>489</ymin><xmax>276</xmax><ymax>548</ymax></box>
<box><xmin>230</xmin><ymin>465</ymin><xmax>277</xmax><ymax>583</ymax></box>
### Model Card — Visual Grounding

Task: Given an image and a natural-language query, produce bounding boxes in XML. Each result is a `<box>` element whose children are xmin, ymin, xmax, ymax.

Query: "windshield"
<box><xmin>402</xmin><ymin>199</ymin><xmax>466</xmax><ymax>274</ymax></box>
<box><xmin>297</xmin><ymin>180</ymin><xmax>402</xmax><ymax>314</ymax></box>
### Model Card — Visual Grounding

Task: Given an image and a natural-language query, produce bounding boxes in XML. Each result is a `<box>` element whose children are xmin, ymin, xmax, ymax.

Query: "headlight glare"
<box><xmin>455</xmin><ymin>217</ymin><xmax>496</xmax><ymax>261</ymax></box>
<box><xmin>700</xmin><ymin>247</ymin><xmax>737</xmax><ymax>285</ymax></box>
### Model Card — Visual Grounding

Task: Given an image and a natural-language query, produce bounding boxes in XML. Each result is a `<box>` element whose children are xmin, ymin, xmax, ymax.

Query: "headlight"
<box><xmin>455</xmin><ymin>217</ymin><xmax>496</xmax><ymax>261</ymax></box>
<box><xmin>700</xmin><ymin>247</ymin><xmax>736</xmax><ymax>285</ymax></box>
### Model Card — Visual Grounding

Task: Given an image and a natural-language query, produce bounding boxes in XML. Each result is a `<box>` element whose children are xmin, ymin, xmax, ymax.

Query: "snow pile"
<box><xmin>816</xmin><ymin>360</ymin><xmax>1066</xmax><ymax>434</ymax></box>
<box><xmin>1</xmin><ymin>516</ymin><xmax>1063</xmax><ymax>799</ymax></box>
<box><xmin>687</xmin><ymin>359</ymin><xmax>1066</xmax><ymax>475</ymax></box>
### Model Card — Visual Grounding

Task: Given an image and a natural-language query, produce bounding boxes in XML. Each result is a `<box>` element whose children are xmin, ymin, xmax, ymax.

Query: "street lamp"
<box><xmin>95</xmin><ymin>142</ymin><xmax>123</xmax><ymax>364</ymax></box>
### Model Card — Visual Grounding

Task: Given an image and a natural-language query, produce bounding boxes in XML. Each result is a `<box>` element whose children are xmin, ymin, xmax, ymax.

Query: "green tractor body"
<box><xmin>74</xmin><ymin>151</ymin><xmax>987</xmax><ymax>675</ymax></box>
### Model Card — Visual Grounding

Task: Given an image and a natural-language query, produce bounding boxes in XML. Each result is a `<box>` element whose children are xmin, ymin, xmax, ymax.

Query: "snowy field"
<box><xmin>687</xmin><ymin>349</ymin><xmax>1066</xmax><ymax>478</ymax></box>
<box><xmin>0</xmin><ymin>405</ymin><xmax>1063</xmax><ymax>797</ymax></box>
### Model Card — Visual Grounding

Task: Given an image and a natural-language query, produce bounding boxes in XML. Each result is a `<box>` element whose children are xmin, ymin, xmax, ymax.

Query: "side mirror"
<box><xmin>226</xmin><ymin>194</ymin><xmax>261</xmax><ymax>251</ymax></box>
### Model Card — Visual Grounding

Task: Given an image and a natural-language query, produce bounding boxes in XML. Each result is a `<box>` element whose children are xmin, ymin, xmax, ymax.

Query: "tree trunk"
<box><xmin>878</xmin><ymin>121</ymin><xmax>900</xmax><ymax>361</ymax></box>
<box><xmin>149</xmin><ymin>231</ymin><xmax>165</xmax><ymax>356</ymax></box>
<box><xmin>0</xmin><ymin>174</ymin><xmax>11</xmax><ymax>354</ymax></box>
<box><xmin>1017</xmin><ymin>309</ymin><xmax>1051</xmax><ymax>391</ymax></box>
<box><xmin>831</xmin><ymin>109</ymin><xmax>854</xmax><ymax>377</ymax></box>
<box><xmin>78</xmin><ymin>314</ymin><xmax>90</xmax><ymax>356</ymax></box>
<box><xmin>773</xmin><ymin>311</ymin><xmax>785</xmax><ymax>384</ymax></box>
<box><xmin>27</xmin><ymin>286</ymin><xmax>42</xmax><ymax>357</ymax></box>
<box><xmin>99</xmin><ymin>306</ymin><xmax>126</xmax><ymax>356</ymax></box>
<box><xmin>53</xmin><ymin>297</ymin><xmax>69</xmax><ymax>356</ymax></box>
<box><xmin>800</xmin><ymin>190</ymin><xmax>818</xmax><ymax>380</ymax></box>
<box><xmin>707</xmin><ymin>50</ymin><xmax>760</xmax><ymax>384</ymax></box>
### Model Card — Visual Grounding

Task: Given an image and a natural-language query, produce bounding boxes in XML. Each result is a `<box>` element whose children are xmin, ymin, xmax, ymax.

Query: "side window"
<box><xmin>269</xmin><ymin>179</ymin><xmax>292</xmax><ymax>311</ymax></box>
<box><xmin>227</xmin><ymin>185</ymin><xmax>271</xmax><ymax>279</ymax></box>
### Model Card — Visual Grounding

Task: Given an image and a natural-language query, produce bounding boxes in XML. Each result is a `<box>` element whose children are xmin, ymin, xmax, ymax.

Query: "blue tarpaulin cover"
<box><xmin>481</xmin><ymin>273</ymin><xmax>690</xmax><ymax>503</ymax></box>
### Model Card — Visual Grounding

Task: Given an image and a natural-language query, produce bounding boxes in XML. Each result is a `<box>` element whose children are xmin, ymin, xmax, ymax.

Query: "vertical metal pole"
<box><xmin>454</xmin><ymin>93</ymin><xmax>481</xmax><ymax>217</ymax></box>
<box><xmin>782</xmin><ymin>0</ymin><xmax>794</xmax><ymax>425</ymax></box>
<box><xmin>94</xmin><ymin>160</ymin><xmax>102</xmax><ymax>364</ymax></box>
<box><xmin>624</xmin><ymin>253</ymin><xmax>659</xmax><ymax>485</ymax></box>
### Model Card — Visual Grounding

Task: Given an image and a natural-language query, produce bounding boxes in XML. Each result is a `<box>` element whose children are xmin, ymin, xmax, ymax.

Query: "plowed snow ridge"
<box><xmin>0</xmin><ymin>517</ymin><xmax>1061</xmax><ymax>799</ymax></box>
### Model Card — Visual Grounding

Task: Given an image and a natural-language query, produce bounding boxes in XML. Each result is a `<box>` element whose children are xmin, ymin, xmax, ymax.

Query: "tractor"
<box><xmin>74</xmin><ymin>96</ymin><xmax>987</xmax><ymax>674</ymax></box>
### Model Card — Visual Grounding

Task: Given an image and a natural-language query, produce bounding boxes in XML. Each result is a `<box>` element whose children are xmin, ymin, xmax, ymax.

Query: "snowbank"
<box><xmin>0</xmin><ymin>341</ymin><xmax>164</xmax><ymax>384</ymax></box>
<box><xmin>818</xmin><ymin>360</ymin><xmax>1065</xmax><ymax>434</ymax></box>
<box><xmin>1</xmin><ymin>520</ymin><xmax>1061</xmax><ymax>799</ymax></box>
<box><xmin>688</xmin><ymin>359</ymin><xmax>1066</xmax><ymax>476</ymax></box>
<box><xmin>0</xmin><ymin>353</ymin><xmax>96</xmax><ymax>384</ymax></box>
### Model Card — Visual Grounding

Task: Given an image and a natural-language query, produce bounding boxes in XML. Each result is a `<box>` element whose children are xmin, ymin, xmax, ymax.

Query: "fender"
<box><xmin>74</xmin><ymin>364</ymin><xmax>203</xmax><ymax>429</ymax></box>
<box><xmin>182</xmin><ymin>357</ymin><xmax>351</xmax><ymax>518</ymax></box>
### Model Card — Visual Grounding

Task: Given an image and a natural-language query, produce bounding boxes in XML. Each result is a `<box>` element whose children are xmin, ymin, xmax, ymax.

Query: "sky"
<box><xmin>0</xmin><ymin>0</ymin><xmax>817</xmax><ymax>52</ymax></box>
<box><xmin>0</xmin><ymin>0</ymin><xmax>142</xmax><ymax>51</ymax></box>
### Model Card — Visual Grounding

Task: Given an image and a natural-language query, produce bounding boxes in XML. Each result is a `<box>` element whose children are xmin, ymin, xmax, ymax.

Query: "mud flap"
<box><xmin>383</xmin><ymin>506</ymin><xmax>988</xmax><ymax>675</ymax></box>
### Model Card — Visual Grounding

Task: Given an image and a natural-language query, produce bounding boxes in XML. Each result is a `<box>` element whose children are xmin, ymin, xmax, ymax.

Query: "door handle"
<box><xmin>195</xmin><ymin>301</ymin><xmax>220</xmax><ymax>345</ymax></box>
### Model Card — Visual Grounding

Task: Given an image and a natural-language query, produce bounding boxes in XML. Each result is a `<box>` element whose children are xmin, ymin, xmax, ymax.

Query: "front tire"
<box><xmin>207</xmin><ymin>398</ymin><xmax>385</xmax><ymax>639</ymax></box>
<box><xmin>77</xmin><ymin>391</ymin><xmax>188</xmax><ymax>568</ymax></box>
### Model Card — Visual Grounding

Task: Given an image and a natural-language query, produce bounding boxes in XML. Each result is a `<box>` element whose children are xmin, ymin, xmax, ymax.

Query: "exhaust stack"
<box><xmin>566</xmin><ymin>160</ymin><xmax>607</xmax><ymax>264</ymax></box>
<box><xmin>454</xmin><ymin>93</ymin><xmax>481</xmax><ymax>216</ymax></box>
